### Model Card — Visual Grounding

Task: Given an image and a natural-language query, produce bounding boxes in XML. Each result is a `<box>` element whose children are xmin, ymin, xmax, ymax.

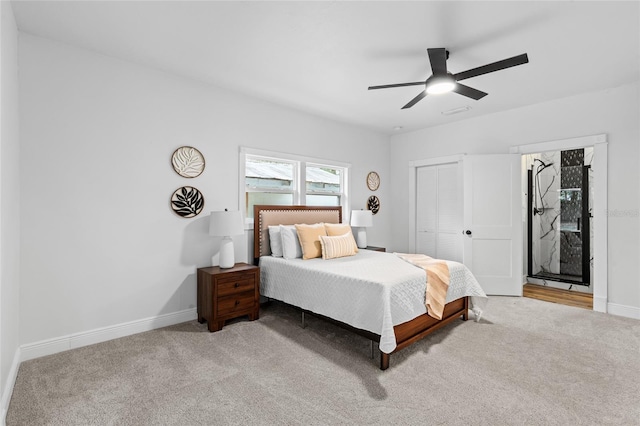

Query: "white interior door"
<box><xmin>463</xmin><ymin>154</ymin><xmax>522</xmax><ymax>296</ymax></box>
<box><xmin>416</xmin><ymin>163</ymin><xmax>462</xmax><ymax>262</ymax></box>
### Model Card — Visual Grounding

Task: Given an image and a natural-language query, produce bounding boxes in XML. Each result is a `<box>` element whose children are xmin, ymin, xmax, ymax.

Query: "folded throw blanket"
<box><xmin>395</xmin><ymin>253</ymin><xmax>450</xmax><ymax>320</ymax></box>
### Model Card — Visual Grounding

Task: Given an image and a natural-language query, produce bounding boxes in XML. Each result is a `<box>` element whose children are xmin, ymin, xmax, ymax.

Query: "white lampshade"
<box><xmin>350</xmin><ymin>210</ymin><xmax>373</xmax><ymax>249</ymax></box>
<box><xmin>209</xmin><ymin>210</ymin><xmax>244</xmax><ymax>268</ymax></box>
<box><xmin>209</xmin><ymin>210</ymin><xmax>244</xmax><ymax>237</ymax></box>
<box><xmin>350</xmin><ymin>210</ymin><xmax>373</xmax><ymax>228</ymax></box>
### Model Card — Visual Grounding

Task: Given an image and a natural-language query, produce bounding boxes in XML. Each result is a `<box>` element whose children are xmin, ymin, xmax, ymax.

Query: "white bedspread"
<box><xmin>260</xmin><ymin>250</ymin><xmax>487</xmax><ymax>354</ymax></box>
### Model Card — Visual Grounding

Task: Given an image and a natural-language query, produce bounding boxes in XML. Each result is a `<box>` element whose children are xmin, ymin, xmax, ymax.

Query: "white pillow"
<box><xmin>268</xmin><ymin>225</ymin><xmax>283</xmax><ymax>257</ymax></box>
<box><xmin>280</xmin><ymin>225</ymin><xmax>302</xmax><ymax>259</ymax></box>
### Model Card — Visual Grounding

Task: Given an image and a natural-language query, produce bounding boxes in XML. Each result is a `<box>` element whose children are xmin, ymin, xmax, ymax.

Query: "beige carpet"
<box><xmin>7</xmin><ymin>297</ymin><xmax>640</xmax><ymax>425</ymax></box>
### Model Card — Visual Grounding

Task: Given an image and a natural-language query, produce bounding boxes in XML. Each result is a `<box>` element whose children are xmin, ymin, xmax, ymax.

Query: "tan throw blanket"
<box><xmin>396</xmin><ymin>253</ymin><xmax>450</xmax><ymax>320</ymax></box>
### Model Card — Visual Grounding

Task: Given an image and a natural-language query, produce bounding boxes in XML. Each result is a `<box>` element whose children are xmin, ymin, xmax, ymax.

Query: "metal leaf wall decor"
<box><xmin>171</xmin><ymin>146</ymin><xmax>205</xmax><ymax>178</ymax></box>
<box><xmin>367</xmin><ymin>195</ymin><xmax>380</xmax><ymax>215</ymax></box>
<box><xmin>171</xmin><ymin>186</ymin><xmax>204</xmax><ymax>218</ymax></box>
<box><xmin>367</xmin><ymin>171</ymin><xmax>380</xmax><ymax>191</ymax></box>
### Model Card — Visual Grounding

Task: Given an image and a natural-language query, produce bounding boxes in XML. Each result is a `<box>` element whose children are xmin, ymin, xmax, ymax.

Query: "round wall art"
<box><xmin>367</xmin><ymin>195</ymin><xmax>380</xmax><ymax>215</ymax></box>
<box><xmin>171</xmin><ymin>186</ymin><xmax>204</xmax><ymax>218</ymax></box>
<box><xmin>171</xmin><ymin>146</ymin><xmax>205</xmax><ymax>178</ymax></box>
<box><xmin>366</xmin><ymin>171</ymin><xmax>380</xmax><ymax>191</ymax></box>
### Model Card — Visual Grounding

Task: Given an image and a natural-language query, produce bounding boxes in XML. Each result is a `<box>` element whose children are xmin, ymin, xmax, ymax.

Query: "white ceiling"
<box><xmin>10</xmin><ymin>1</ymin><xmax>640</xmax><ymax>135</ymax></box>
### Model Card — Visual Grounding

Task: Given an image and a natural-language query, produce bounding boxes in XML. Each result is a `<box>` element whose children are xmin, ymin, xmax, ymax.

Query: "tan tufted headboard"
<box><xmin>253</xmin><ymin>205</ymin><xmax>342</xmax><ymax>263</ymax></box>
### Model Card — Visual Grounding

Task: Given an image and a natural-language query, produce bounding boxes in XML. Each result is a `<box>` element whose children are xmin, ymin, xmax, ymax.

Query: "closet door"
<box><xmin>416</xmin><ymin>163</ymin><xmax>462</xmax><ymax>262</ymax></box>
<box><xmin>462</xmin><ymin>154</ymin><xmax>522</xmax><ymax>296</ymax></box>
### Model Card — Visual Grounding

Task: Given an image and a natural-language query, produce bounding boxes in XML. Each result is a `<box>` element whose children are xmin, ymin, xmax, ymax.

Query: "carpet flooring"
<box><xmin>7</xmin><ymin>296</ymin><xmax>640</xmax><ymax>425</ymax></box>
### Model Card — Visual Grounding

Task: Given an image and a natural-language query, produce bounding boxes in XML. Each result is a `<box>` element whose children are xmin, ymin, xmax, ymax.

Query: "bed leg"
<box><xmin>380</xmin><ymin>352</ymin><xmax>389</xmax><ymax>370</ymax></box>
<box><xmin>462</xmin><ymin>296</ymin><xmax>469</xmax><ymax>321</ymax></box>
<box><xmin>301</xmin><ymin>311</ymin><xmax>306</xmax><ymax>328</ymax></box>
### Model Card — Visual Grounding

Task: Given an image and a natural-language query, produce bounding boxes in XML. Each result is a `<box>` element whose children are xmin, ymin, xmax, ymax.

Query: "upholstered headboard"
<box><xmin>253</xmin><ymin>205</ymin><xmax>342</xmax><ymax>263</ymax></box>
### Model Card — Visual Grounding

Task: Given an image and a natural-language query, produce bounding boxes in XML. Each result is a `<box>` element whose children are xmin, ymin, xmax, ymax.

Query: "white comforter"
<box><xmin>259</xmin><ymin>250</ymin><xmax>487</xmax><ymax>354</ymax></box>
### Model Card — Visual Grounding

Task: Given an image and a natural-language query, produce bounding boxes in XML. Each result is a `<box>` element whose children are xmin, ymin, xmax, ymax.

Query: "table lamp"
<box><xmin>350</xmin><ymin>209</ymin><xmax>373</xmax><ymax>249</ymax></box>
<box><xmin>209</xmin><ymin>209</ymin><xmax>245</xmax><ymax>268</ymax></box>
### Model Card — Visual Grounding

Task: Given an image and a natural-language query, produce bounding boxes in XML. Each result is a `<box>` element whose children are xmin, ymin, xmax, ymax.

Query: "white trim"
<box><xmin>607</xmin><ymin>302</ymin><xmax>640</xmax><ymax>320</ymax></box>
<box><xmin>408</xmin><ymin>155</ymin><xmax>464</xmax><ymax>252</ymax></box>
<box><xmin>1</xmin><ymin>348</ymin><xmax>21</xmax><ymax>426</ymax></box>
<box><xmin>514</xmin><ymin>134</ymin><xmax>608</xmax><ymax>314</ymax></box>
<box><xmin>240</xmin><ymin>146</ymin><xmax>351</xmax><ymax>169</ymax></box>
<box><xmin>408</xmin><ymin>166</ymin><xmax>417</xmax><ymax>252</ymax></box>
<box><xmin>509</xmin><ymin>134</ymin><xmax>607</xmax><ymax>155</ymax></box>
<box><xmin>239</xmin><ymin>146</ymin><xmax>351</xmax><ymax>228</ymax></box>
<box><xmin>593</xmin><ymin>296</ymin><xmax>608</xmax><ymax>313</ymax></box>
<box><xmin>409</xmin><ymin>154</ymin><xmax>464</xmax><ymax>168</ymax></box>
<box><xmin>592</xmin><ymin>142</ymin><xmax>608</xmax><ymax>313</ymax></box>
<box><xmin>20</xmin><ymin>308</ymin><xmax>197</xmax><ymax>362</ymax></box>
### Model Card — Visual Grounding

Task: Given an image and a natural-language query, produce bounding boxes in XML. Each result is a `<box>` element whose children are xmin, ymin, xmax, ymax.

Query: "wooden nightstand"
<box><xmin>197</xmin><ymin>263</ymin><xmax>260</xmax><ymax>332</ymax></box>
<box><xmin>364</xmin><ymin>246</ymin><xmax>386</xmax><ymax>252</ymax></box>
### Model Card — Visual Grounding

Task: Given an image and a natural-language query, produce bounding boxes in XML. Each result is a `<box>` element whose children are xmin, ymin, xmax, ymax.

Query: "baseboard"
<box><xmin>593</xmin><ymin>296</ymin><xmax>607</xmax><ymax>313</ymax></box>
<box><xmin>607</xmin><ymin>302</ymin><xmax>640</xmax><ymax>320</ymax></box>
<box><xmin>1</xmin><ymin>347</ymin><xmax>21</xmax><ymax>426</ymax></box>
<box><xmin>21</xmin><ymin>308</ymin><xmax>197</xmax><ymax>362</ymax></box>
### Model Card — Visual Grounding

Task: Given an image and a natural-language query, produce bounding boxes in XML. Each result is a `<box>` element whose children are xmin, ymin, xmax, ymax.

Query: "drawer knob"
<box><xmin>234</xmin><ymin>283</ymin><xmax>239</xmax><ymax>288</ymax></box>
<box><xmin>235</xmin><ymin>300</ymin><xmax>240</xmax><ymax>306</ymax></box>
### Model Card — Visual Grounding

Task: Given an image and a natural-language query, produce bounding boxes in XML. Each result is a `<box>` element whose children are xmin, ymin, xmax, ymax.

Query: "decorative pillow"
<box><xmin>268</xmin><ymin>225</ymin><xmax>283</xmax><ymax>257</ymax></box>
<box><xmin>295</xmin><ymin>223</ymin><xmax>327</xmax><ymax>260</ymax></box>
<box><xmin>324</xmin><ymin>223</ymin><xmax>358</xmax><ymax>253</ymax></box>
<box><xmin>280</xmin><ymin>225</ymin><xmax>302</xmax><ymax>259</ymax></box>
<box><xmin>320</xmin><ymin>233</ymin><xmax>358</xmax><ymax>260</ymax></box>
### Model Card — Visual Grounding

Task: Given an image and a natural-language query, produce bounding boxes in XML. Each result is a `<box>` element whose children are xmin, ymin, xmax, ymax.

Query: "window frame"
<box><xmin>239</xmin><ymin>147</ymin><xmax>350</xmax><ymax>228</ymax></box>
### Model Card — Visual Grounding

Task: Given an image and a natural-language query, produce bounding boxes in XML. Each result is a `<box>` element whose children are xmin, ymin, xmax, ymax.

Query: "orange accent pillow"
<box><xmin>295</xmin><ymin>223</ymin><xmax>327</xmax><ymax>260</ymax></box>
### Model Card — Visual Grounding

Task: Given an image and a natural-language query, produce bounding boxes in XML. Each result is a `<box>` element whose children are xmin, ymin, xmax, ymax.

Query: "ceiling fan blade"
<box><xmin>453</xmin><ymin>53</ymin><xmax>529</xmax><ymax>82</ymax></box>
<box><xmin>368</xmin><ymin>81</ymin><xmax>425</xmax><ymax>90</ymax></box>
<box><xmin>452</xmin><ymin>83</ymin><xmax>488</xmax><ymax>100</ymax></box>
<box><xmin>401</xmin><ymin>91</ymin><xmax>427</xmax><ymax>109</ymax></box>
<box><xmin>427</xmin><ymin>48</ymin><xmax>448</xmax><ymax>75</ymax></box>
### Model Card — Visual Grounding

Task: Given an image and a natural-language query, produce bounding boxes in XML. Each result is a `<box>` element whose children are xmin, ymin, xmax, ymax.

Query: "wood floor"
<box><xmin>523</xmin><ymin>283</ymin><xmax>593</xmax><ymax>310</ymax></box>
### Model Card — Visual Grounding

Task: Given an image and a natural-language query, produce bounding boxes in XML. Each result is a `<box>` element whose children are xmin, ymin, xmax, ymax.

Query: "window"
<box><xmin>305</xmin><ymin>164</ymin><xmax>343</xmax><ymax>206</ymax></box>
<box><xmin>240</xmin><ymin>148</ymin><xmax>349</xmax><ymax>223</ymax></box>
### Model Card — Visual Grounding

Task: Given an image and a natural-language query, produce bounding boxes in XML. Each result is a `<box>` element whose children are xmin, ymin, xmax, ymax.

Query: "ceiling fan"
<box><xmin>368</xmin><ymin>48</ymin><xmax>529</xmax><ymax>109</ymax></box>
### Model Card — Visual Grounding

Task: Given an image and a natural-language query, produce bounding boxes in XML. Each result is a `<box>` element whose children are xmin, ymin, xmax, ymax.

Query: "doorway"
<box><xmin>513</xmin><ymin>133</ymin><xmax>608</xmax><ymax>313</ymax></box>
<box><xmin>525</xmin><ymin>148</ymin><xmax>593</xmax><ymax>289</ymax></box>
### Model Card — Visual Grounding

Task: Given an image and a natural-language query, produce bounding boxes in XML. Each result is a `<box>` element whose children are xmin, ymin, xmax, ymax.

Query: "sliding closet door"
<box><xmin>416</xmin><ymin>163</ymin><xmax>462</xmax><ymax>262</ymax></box>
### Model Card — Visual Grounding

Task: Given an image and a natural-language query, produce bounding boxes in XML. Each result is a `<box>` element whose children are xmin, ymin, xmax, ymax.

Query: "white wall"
<box><xmin>0</xmin><ymin>0</ymin><xmax>21</xmax><ymax>417</ymax></box>
<box><xmin>389</xmin><ymin>82</ymin><xmax>640</xmax><ymax>315</ymax></box>
<box><xmin>18</xmin><ymin>34</ymin><xmax>390</xmax><ymax>348</ymax></box>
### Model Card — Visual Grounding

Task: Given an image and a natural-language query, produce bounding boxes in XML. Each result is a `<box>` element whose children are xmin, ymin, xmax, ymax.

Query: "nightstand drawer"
<box><xmin>216</xmin><ymin>291</ymin><xmax>255</xmax><ymax>315</ymax></box>
<box><xmin>216</xmin><ymin>276</ymin><xmax>256</xmax><ymax>296</ymax></box>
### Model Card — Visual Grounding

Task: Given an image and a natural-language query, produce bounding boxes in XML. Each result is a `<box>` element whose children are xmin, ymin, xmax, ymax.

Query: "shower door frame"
<box><xmin>526</xmin><ymin>163</ymin><xmax>591</xmax><ymax>285</ymax></box>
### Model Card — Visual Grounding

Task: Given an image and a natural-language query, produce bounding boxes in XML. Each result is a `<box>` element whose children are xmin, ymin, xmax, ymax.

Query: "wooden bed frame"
<box><xmin>253</xmin><ymin>205</ymin><xmax>469</xmax><ymax>370</ymax></box>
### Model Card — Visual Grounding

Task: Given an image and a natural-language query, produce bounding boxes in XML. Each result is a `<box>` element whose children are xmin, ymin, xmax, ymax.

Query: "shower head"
<box><xmin>534</xmin><ymin>159</ymin><xmax>554</xmax><ymax>170</ymax></box>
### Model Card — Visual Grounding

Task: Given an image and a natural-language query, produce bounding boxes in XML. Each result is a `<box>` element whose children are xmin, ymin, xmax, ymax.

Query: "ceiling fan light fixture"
<box><xmin>425</xmin><ymin>74</ymin><xmax>456</xmax><ymax>95</ymax></box>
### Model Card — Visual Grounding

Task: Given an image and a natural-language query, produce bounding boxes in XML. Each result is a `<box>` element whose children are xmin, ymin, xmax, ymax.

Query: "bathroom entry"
<box><xmin>525</xmin><ymin>148</ymin><xmax>593</xmax><ymax>287</ymax></box>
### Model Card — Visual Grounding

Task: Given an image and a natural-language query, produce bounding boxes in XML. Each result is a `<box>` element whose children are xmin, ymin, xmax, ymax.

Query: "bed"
<box><xmin>253</xmin><ymin>205</ymin><xmax>486</xmax><ymax>370</ymax></box>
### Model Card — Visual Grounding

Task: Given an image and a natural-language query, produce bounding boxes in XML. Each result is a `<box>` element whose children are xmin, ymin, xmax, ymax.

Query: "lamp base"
<box><xmin>355</xmin><ymin>228</ymin><xmax>367</xmax><ymax>249</ymax></box>
<box><xmin>218</xmin><ymin>236</ymin><xmax>235</xmax><ymax>268</ymax></box>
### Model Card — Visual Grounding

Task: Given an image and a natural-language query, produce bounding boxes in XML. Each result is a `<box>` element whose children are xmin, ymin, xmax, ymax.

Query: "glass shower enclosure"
<box><xmin>526</xmin><ymin>148</ymin><xmax>593</xmax><ymax>285</ymax></box>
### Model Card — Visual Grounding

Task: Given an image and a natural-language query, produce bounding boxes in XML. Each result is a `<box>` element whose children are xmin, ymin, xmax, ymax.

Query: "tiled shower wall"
<box><xmin>525</xmin><ymin>148</ymin><xmax>593</xmax><ymax>287</ymax></box>
<box><xmin>526</xmin><ymin>151</ymin><xmax>561</xmax><ymax>274</ymax></box>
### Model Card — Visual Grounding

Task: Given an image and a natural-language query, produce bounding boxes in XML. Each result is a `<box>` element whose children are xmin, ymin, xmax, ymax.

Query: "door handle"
<box><xmin>463</xmin><ymin>230</ymin><xmax>472</xmax><ymax>235</ymax></box>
